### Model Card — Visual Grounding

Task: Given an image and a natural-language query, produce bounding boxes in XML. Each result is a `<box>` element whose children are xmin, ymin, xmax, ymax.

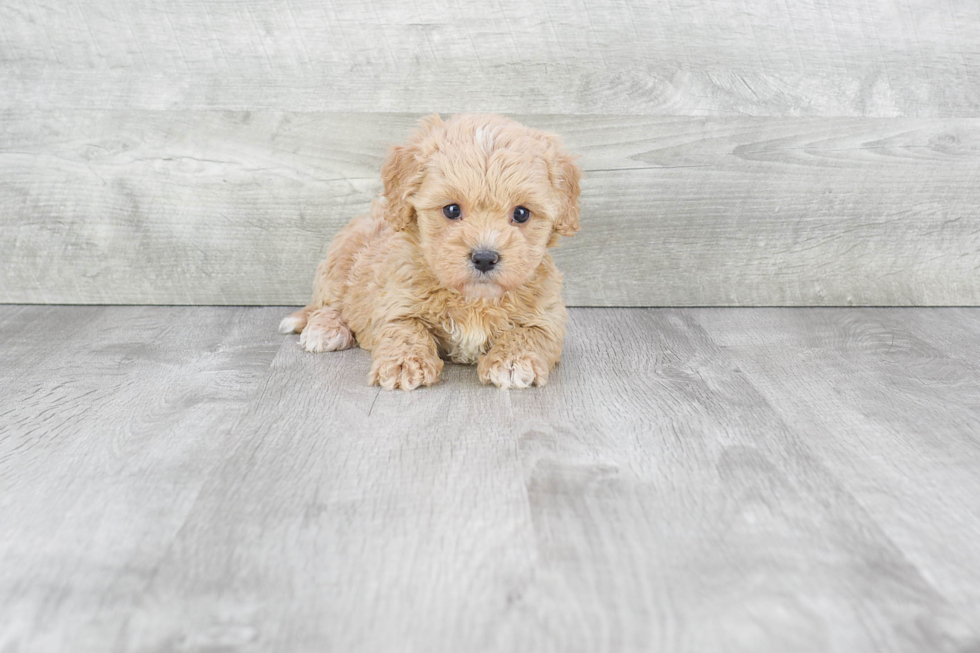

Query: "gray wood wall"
<box><xmin>2</xmin><ymin>0</ymin><xmax>978</xmax><ymax>306</ymax></box>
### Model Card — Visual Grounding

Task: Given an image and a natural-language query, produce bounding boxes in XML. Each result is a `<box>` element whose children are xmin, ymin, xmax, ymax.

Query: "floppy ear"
<box><xmin>551</xmin><ymin>150</ymin><xmax>582</xmax><ymax>237</ymax></box>
<box><xmin>531</xmin><ymin>129</ymin><xmax>582</xmax><ymax>238</ymax></box>
<box><xmin>380</xmin><ymin>114</ymin><xmax>443</xmax><ymax>231</ymax></box>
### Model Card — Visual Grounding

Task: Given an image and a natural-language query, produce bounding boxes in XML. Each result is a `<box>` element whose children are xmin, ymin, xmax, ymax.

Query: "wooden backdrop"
<box><xmin>2</xmin><ymin>0</ymin><xmax>978</xmax><ymax>306</ymax></box>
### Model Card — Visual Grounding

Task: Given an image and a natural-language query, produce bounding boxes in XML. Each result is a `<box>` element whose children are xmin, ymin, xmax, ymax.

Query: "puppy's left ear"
<box><xmin>551</xmin><ymin>150</ymin><xmax>582</xmax><ymax>237</ymax></box>
<box><xmin>381</xmin><ymin>114</ymin><xmax>443</xmax><ymax>231</ymax></box>
<box><xmin>534</xmin><ymin>130</ymin><xmax>582</xmax><ymax>237</ymax></box>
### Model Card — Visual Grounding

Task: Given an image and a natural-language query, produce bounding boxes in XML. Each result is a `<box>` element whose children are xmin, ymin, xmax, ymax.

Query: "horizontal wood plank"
<box><xmin>2</xmin><ymin>112</ymin><xmax>979</xmax><ymax>306</ymax></box>
<box><xmin>4</xmin><ymin>0</ymin><xmax>980</xmax><ymax>305</ymax></box>
<box><xmin>1</xmin><ymin>1</ymin><xmax>978</xmax><ymax>117</ymax></box>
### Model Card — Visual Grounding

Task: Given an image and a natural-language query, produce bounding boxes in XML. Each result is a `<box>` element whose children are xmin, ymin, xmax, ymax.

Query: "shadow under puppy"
<box><xmin>280</xmin><ymin>113</ymin><xmax>582</xmax><ymax>390</ymax></box>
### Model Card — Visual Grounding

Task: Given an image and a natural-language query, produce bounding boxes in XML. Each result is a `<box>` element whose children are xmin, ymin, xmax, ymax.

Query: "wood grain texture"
<box><xmin>2</xmin><ymin>112</ymin><xmax>979</xmax><ymax>306</ymax></box>
<box><xmin>4</xmin><ymin>0</ymin><xmax>980</xmax><ymax>305</ymax></box>
<box><xmin>2</xmin><ymin>305</ymin><xmax>980</xmax><ymax>652</ymax></box>
<box><xmin>696</xmin><ymin>307</ymin><xmax>980</xmax><ymax>638</ymax></box>
<box><xmin>1</xmin><ymin>0</ymin><xmax>978</xmax><ymax>116</ymax></box>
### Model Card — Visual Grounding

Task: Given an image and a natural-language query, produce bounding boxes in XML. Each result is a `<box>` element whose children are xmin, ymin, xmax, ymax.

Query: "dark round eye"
<box><xmin>443</xmin><ymin>204</ymin><xmax>461</xmax><ymax>220</ymax></box>
<box><xmin>512</xmin><ymin>206</ymin><xmax>530</xmax><ymax>223</ymax></box>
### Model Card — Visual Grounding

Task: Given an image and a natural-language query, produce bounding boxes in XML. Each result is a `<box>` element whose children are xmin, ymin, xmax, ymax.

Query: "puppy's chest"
<box><xmin>435</xmin><ymin>313</ymin><xmax>505</xmax><ymax>365</ymax></box>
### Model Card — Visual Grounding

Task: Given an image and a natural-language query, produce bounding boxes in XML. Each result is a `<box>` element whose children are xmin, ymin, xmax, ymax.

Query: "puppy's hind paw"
<box><xmin>300</xmin><ymin>326</ymin><xmax>354</xmax><ymax>353</ymax></box>
<box><xmin>279</xmin><ymin>312</ymin><xmax>307</xmax><ymax>334</ymax></box>
<box><xmin>298</xmin><ymin>307</ymin><xmax>355</xmax><ymax>353</ymax></box>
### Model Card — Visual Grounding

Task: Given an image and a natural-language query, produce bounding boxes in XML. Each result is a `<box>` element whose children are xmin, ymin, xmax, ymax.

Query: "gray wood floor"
<box><xmin>2</xmin><ymin>306</ymin><xmax>979</xmax><ymax>653</ymax></box>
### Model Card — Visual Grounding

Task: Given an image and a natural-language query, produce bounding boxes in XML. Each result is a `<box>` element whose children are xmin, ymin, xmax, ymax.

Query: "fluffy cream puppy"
<box><xmin>280</xmin><ymin>113</ymin><xmax>581</xmax><ymax>390</ymax></box>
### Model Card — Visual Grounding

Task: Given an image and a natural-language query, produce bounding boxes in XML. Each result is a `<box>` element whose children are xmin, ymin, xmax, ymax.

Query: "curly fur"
<box><xmin>280</xmin><ymin>113</ymin><xmax>582</xmax><ymax>390</ymax></box>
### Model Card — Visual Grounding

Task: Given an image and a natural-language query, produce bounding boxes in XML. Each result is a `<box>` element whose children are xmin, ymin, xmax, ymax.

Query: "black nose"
<box><xmin>470</xmin><ymin>249</ymin><xmax>500</xmax><ymax>273</ymax></box>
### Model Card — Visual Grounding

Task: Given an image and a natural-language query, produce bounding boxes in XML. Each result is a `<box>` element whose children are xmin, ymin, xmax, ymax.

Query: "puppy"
<box><xmin>279</xmin><ymin>113</ymin><xmax>581</xmax><ymax>390</ymax></box>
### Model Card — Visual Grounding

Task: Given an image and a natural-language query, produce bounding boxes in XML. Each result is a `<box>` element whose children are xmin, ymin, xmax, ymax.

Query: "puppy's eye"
<box><xmin>443</xmin><ymin>204</ymin><xmax>462</xmax><ymax>220</ymax></box>
<box><xmin>512</xmin><ymin>206</ymin><xmax>531</xmax><ymax>224</ymax></box>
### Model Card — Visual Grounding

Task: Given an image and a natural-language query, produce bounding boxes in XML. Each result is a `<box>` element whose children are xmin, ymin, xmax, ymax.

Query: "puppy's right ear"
<box><xmin>381</xmin><ymin>114</ymin><xmax>443</xmax><ymax>231</ymax></box>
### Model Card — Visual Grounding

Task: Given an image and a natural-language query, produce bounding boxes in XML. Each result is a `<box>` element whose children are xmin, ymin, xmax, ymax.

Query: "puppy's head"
<box><xmin>381</xmin><ymin>113</ymin><xmax>581</xmax><ymax>299</ymax></box>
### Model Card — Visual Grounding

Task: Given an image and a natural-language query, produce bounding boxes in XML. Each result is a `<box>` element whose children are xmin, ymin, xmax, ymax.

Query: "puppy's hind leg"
<box><xmin>279</xmin><ymin>267</ymin><xmax>346</xmax><ymax>336</ymax></box>
<box><xmin>281</xmin><ymin>254</ymin><xmax>346</xmax><ymax>338</ymax></box>
<box><xmin>298</xmin><ymin>306</ymin><xmax>355</xmax><ymax>353</ymax></box>
<box><xmin>279</xmin><ymin>306</ymin><xmax>311</xmax><ymax>335</ymax></box>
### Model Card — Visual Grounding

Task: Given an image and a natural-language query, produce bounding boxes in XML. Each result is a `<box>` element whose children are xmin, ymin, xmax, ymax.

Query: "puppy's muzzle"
<box><xmin>470</xmin><ymin>249</ymin><xmax>500</xmax><ymax>273</ymax></box>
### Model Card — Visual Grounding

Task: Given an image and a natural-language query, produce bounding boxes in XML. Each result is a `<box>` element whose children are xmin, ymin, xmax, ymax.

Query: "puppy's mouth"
<box><xmin>459</xmin><ymin>278</ymin><xmax>506</xmax><ymax>299</ymax></box>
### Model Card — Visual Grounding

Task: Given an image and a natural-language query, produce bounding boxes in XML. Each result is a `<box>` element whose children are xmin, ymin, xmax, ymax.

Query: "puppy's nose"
<box><xmin>470</xmin><ymin>249</ymin><xmax>500</xmax><ymax>273</ymax></box>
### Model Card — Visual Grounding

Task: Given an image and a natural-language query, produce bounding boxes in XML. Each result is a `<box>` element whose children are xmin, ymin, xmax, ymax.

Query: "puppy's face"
<box><xmin>381</xmin><ymin>114</ymin><xmax>581</xmax><ymax>299</ymax></box>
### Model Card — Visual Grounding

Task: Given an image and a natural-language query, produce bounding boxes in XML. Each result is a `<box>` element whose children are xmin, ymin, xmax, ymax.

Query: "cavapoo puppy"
<box><xmin>279</xmin><ymin>113</ymin><xmax>581</xmax><ymax>390</ymax></box>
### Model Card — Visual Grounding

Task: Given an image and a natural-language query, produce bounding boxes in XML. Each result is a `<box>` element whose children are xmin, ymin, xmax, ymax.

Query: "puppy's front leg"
<box><xmin>478</xmin><ymin>326</ymin><xmax>563</xmax><ymax>389</ymax></box>
<box><xmin>368</xmin><ymin>319</ymin><xmax>444</xmax><ymax>391</ymax></box>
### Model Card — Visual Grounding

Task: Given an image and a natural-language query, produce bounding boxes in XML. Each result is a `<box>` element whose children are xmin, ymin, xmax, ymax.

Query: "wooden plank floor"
<box><xmin>1</xmin><ymin>306</ymin><xmax>979</xmax><ymax>653</ymax></box>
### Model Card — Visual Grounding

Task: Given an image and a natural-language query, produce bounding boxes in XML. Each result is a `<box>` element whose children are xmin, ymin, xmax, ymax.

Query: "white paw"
<box><xmin>278</xmin><ymin>314</ymin><xmax>305</xmax><ymax>334</ymax></box>
<box><xmin>299</xmin><ymin>324</ymin><xmax>354</xmax><ymax>353</ymax></box>
<box><xmin>368</xmin><ymin>351</ymin><xmax>443</xmax><ymax>390</ymax></box>
<box><xmin>486</xmin><ymin>359</ymin><xmax>537</xmax><ymax>389</ymax></box>
<box><xmin>478</xmin><ymin>351</ymin><xmax>550</xmax><ymax>389</ymax></box>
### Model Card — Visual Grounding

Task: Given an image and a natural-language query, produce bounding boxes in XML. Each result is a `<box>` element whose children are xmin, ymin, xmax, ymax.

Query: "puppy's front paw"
<box><xmin>369</xmin><ymin>350</ymin><xmax>443</xmax><ymax>391</ymax></box>
<box><xmin>478</xmin><ymin>350</ymin><xmax>550</xmax><ymax>389</ymax></box>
